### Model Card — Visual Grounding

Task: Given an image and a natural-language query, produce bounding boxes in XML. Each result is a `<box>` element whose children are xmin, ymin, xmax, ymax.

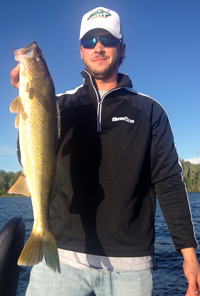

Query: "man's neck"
<box><xmin>95</xmin><ymin>78</ymin><xmax>118</xmax><ymax>91</ymax></box>
<box><xmin>92</xmin><ymin>71</ymin><xmax>119</xmax><ymax>91</ymax></box>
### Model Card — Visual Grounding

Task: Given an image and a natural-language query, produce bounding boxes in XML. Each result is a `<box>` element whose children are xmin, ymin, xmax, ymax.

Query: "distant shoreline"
<box><xmin>0</xmin><ymin>195</ymin><xmax>29</xmax><ymax>198</ymax></box>
<box><xmin>1</xmin><ymin>192</ymin><xmax>199</xmax><ymax>198</ymax></box>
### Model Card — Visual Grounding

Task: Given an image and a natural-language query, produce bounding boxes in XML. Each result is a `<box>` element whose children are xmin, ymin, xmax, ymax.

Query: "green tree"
<box><xmin>182</xmin><ymin>161</ymin><xmax>200</xmax><ymax>192</ymax></box>
<box><xmin>0</xmin><ymin>170</ymin><xmax>22</xmax><ymax>196</ymax></box>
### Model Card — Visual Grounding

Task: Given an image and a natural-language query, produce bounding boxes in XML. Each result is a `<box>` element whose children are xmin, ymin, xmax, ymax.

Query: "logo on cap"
<box><xmin>87</xmin><ymin>9</ymin><xmax>111</xmax><ymax>20</ymax></box>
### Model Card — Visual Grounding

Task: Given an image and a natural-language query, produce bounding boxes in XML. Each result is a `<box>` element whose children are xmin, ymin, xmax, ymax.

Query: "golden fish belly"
<box><xmin>19</xmin><ymin>81</ymin><xmax>56</xmax><ymax>230</ymax></box>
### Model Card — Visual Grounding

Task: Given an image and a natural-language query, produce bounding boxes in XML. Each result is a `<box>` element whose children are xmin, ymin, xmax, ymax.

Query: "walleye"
<box><xmin>8</xmin><ymin>42</ymin><xmax>67</xmax><ymax>273</ymax></box>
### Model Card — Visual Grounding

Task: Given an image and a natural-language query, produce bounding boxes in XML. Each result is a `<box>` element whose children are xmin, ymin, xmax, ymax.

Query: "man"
<box><xmin>11</xmin><ymin>7</ymin><xmax>200</xmax><ymax>296</ymax></box>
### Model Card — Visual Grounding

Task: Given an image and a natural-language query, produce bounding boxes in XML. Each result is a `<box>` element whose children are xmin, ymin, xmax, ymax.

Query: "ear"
<box><xmin>80</xmin><ymin>46</ymin><xmax>83</xmax><ymax>60</ymax></box>
<box><xmin>120</xmin><ymin>43</ymin><xmax>126</xmax><ymax>58</ymax></box>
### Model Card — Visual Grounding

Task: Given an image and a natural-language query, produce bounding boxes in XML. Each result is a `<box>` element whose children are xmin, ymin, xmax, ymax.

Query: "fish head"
<box><xmin>14</xmin><ymin>42</ymin><xmax>53</xmax><ymax>87</ymax></box>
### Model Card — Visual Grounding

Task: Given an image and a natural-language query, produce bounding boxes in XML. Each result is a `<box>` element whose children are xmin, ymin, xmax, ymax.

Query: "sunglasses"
<box><xmin>81</xmin><ymin>36</ymin><xmax>122</xmax><ymax>49</ymax></box>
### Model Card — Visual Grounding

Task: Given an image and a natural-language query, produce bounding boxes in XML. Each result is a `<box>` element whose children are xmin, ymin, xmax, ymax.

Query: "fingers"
<box><xmin>186</xmin><ymin>291</ymin><xmax>199</xmax><ymax>295</ymax></box>
<box><xmin>182</xmin><ymin>249</ymin><xmax>200</xmax><ymax>296</ymax></box>
<box><xmin>11</xmin><ymin>63</ymin><xmax>20</xmax><ymax>89</ymax></box>
<box><xmin>186</xmin><ymin>277</ymin><xmax>200</xmax><ymax>295</ymax></box>
<box><xmin>186</xmin><ymin>292</ymin><xmax>199</xmax><ymax>296</ymax></box>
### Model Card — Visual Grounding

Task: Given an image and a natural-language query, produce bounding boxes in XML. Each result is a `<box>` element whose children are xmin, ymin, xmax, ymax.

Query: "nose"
<box><xmin>94</xmin><ymin>40</ymin><xmax>105</xmax><ymax>53</ymax></box>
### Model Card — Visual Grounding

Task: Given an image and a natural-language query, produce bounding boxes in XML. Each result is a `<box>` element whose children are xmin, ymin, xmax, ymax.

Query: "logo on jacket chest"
<box><xmin>112</xmin><ymin>116</ymin><xmax>135</xmax><ymax>124</ymax></box>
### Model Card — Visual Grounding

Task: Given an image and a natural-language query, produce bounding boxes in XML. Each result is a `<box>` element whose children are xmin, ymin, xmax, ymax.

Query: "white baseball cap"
<box><xmin>79</xmin><ymin>7</ymin><xmax>123</xmax><ymax>40</ymax></box>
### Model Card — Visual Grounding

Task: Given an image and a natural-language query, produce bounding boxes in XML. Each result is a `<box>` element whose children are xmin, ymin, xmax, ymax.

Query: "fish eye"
<box><xmin>35</xmin><ymin>55</ymin><xmax>41</xmax><ymax>61</ymax></box>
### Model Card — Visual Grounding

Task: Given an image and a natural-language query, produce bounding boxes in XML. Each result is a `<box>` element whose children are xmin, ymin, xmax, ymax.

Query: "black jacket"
<box><xmin>42</xmin><ymin>70</ymin><xmax>198</xmax><ymax>256</ymax></box>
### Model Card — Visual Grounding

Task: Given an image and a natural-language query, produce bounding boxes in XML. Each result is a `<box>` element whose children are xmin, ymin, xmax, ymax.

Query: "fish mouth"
<box><xmin>14</xmin><ymin>42</ymin><xmax>38</xmax><ymax>63</ymax></box>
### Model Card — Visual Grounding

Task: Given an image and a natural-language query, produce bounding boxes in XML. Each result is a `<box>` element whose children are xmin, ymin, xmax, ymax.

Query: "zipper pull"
<box><xmin>153</xmin><ymin>265</ymin><xmax>159</xmax><ymax>272</ymax></box>
<box><xmin>153</xmin><ymin>255</ymin><xmax>159</xmax><ymax>272</ymax></box>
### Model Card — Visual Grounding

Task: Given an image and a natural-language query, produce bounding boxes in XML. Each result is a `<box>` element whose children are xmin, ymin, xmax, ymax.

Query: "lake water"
<box><xmin>0</xmin><ymin>193</ymin><xmax>199</xmax><ymax>295</ymax></box>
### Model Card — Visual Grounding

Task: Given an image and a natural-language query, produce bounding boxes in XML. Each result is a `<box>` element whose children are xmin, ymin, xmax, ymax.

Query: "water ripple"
<box><xmin>0</xmin><ymin>193</ymin><xmax>199</xmax><ymax>295</ymax></box>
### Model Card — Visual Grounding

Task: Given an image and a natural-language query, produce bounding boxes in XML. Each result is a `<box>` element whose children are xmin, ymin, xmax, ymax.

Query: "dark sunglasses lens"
<box><xmin>82</xmin><ymin>38</ymin><xmax>97</xmax><ymax>49</ymax></box>
<box><xmin>100</xmin><ymin>37</ymin><xmax>118</xmax><ymax>47</ymax></box>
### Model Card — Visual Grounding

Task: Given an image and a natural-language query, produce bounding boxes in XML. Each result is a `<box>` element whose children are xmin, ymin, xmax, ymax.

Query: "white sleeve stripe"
<box><xmin>56</xmin><ymin>82</ymin><xmax>84</xmax><ymax>97</ymax></box>
<box><xmin>180</xmin><ymin>175</ymin><xmax>199</xmax><ymax>246</ymax></box>
<box><xmin>124</xmin><ymin>87</ymin><xmax>175</xmax><ymax>137</ymax></box>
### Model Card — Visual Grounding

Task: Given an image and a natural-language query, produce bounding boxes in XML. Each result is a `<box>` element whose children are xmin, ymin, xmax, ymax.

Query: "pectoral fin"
<box><xmin>51</xmin><ymin>161</ymin><xmax>68</xmax><ymax>202</ymax></box>
<box><xmin>29</xmin><ymin>87</ymin><xmax>35</xmax><ymax>100</ymax></box>
<box><xmin>10</xmin><ymin>96</ymin><xmax>24</xmax><ymax>113</ymax></box>
<box><xmin>8</xmin><ymin>172</ymin><xmax>31</xmax><ymax>197</ymax></box>
<box><xmin>24</xmin><ymin>81</ymin><xmax>34</xmax><ymax>100</ymax></box>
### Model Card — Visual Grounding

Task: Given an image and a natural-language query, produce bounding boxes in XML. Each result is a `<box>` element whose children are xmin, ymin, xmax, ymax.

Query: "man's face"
<box><xmin>80</xmin><ymin>29</ymin><xmax>126</xmax><ymax>81</ymax></box>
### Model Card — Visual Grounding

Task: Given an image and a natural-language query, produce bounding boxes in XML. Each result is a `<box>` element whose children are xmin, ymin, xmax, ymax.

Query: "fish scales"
<box><xmin>8</xmin><ymin>42</ymin><xmax>67</xmax><ymax>273</ymax></box>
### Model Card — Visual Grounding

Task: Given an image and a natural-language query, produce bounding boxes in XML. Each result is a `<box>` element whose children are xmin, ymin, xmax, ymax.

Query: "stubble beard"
<box><xmin>83</xmin><ymin>55</ymin><xmax>120</xmax><ymax>80</ymax></box>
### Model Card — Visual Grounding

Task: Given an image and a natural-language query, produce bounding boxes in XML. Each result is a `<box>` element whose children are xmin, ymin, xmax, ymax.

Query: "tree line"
<box><xmin>181</xmin><ymin>160</ymin><xmax>200</xmax><ymax>192</ymax></box>
<box><xmin>0</xmin><ymin>161</ymin><xmax>200</xmax><ymax>196</ymax></box>
<box><xmin>0</xmin><ymin>170</ymin><xmax>22</xmax><ymax>196</ymax></box>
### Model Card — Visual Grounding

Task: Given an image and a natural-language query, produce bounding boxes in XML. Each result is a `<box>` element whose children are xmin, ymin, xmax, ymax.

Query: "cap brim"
<box><xmin>79</xmin><ymin>26</ymin><xmax>122</xmax><ymax>40</ymax></box>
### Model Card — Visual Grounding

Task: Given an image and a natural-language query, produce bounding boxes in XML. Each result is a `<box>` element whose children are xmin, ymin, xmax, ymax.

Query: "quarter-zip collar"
<box><xmin>81</xmin><ymin>69</ymin><xmax>133</xmax><ymax>132</ymax></box>
<box><xmin>81</xmin><ymin>69</ymin><xmax>133</xmax><ymax>90</ymax></box>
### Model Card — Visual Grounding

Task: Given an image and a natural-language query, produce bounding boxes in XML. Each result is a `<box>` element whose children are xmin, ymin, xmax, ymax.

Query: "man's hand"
<box><xmin>181</xmin><ymin>248</ymin><xmax>200</xmax><ymax>296</ymax></box>
<box><xmin>11</xmin><ymin>63</ymin><xmax>20</xmax><ymax>90</ymax></box>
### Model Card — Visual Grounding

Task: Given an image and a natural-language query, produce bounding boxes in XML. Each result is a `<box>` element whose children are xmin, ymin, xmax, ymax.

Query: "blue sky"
<box><xmin>0</xmin><ymin>0</ymin><xmax>200</xmax><ymax>172</ymax></box>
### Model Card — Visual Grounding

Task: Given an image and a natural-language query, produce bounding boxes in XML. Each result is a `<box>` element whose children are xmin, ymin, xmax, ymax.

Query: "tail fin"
<box><xmin>18</xmin><ymin>226</ymin><xmax>60</xmax><ymax>273</ymax></box>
